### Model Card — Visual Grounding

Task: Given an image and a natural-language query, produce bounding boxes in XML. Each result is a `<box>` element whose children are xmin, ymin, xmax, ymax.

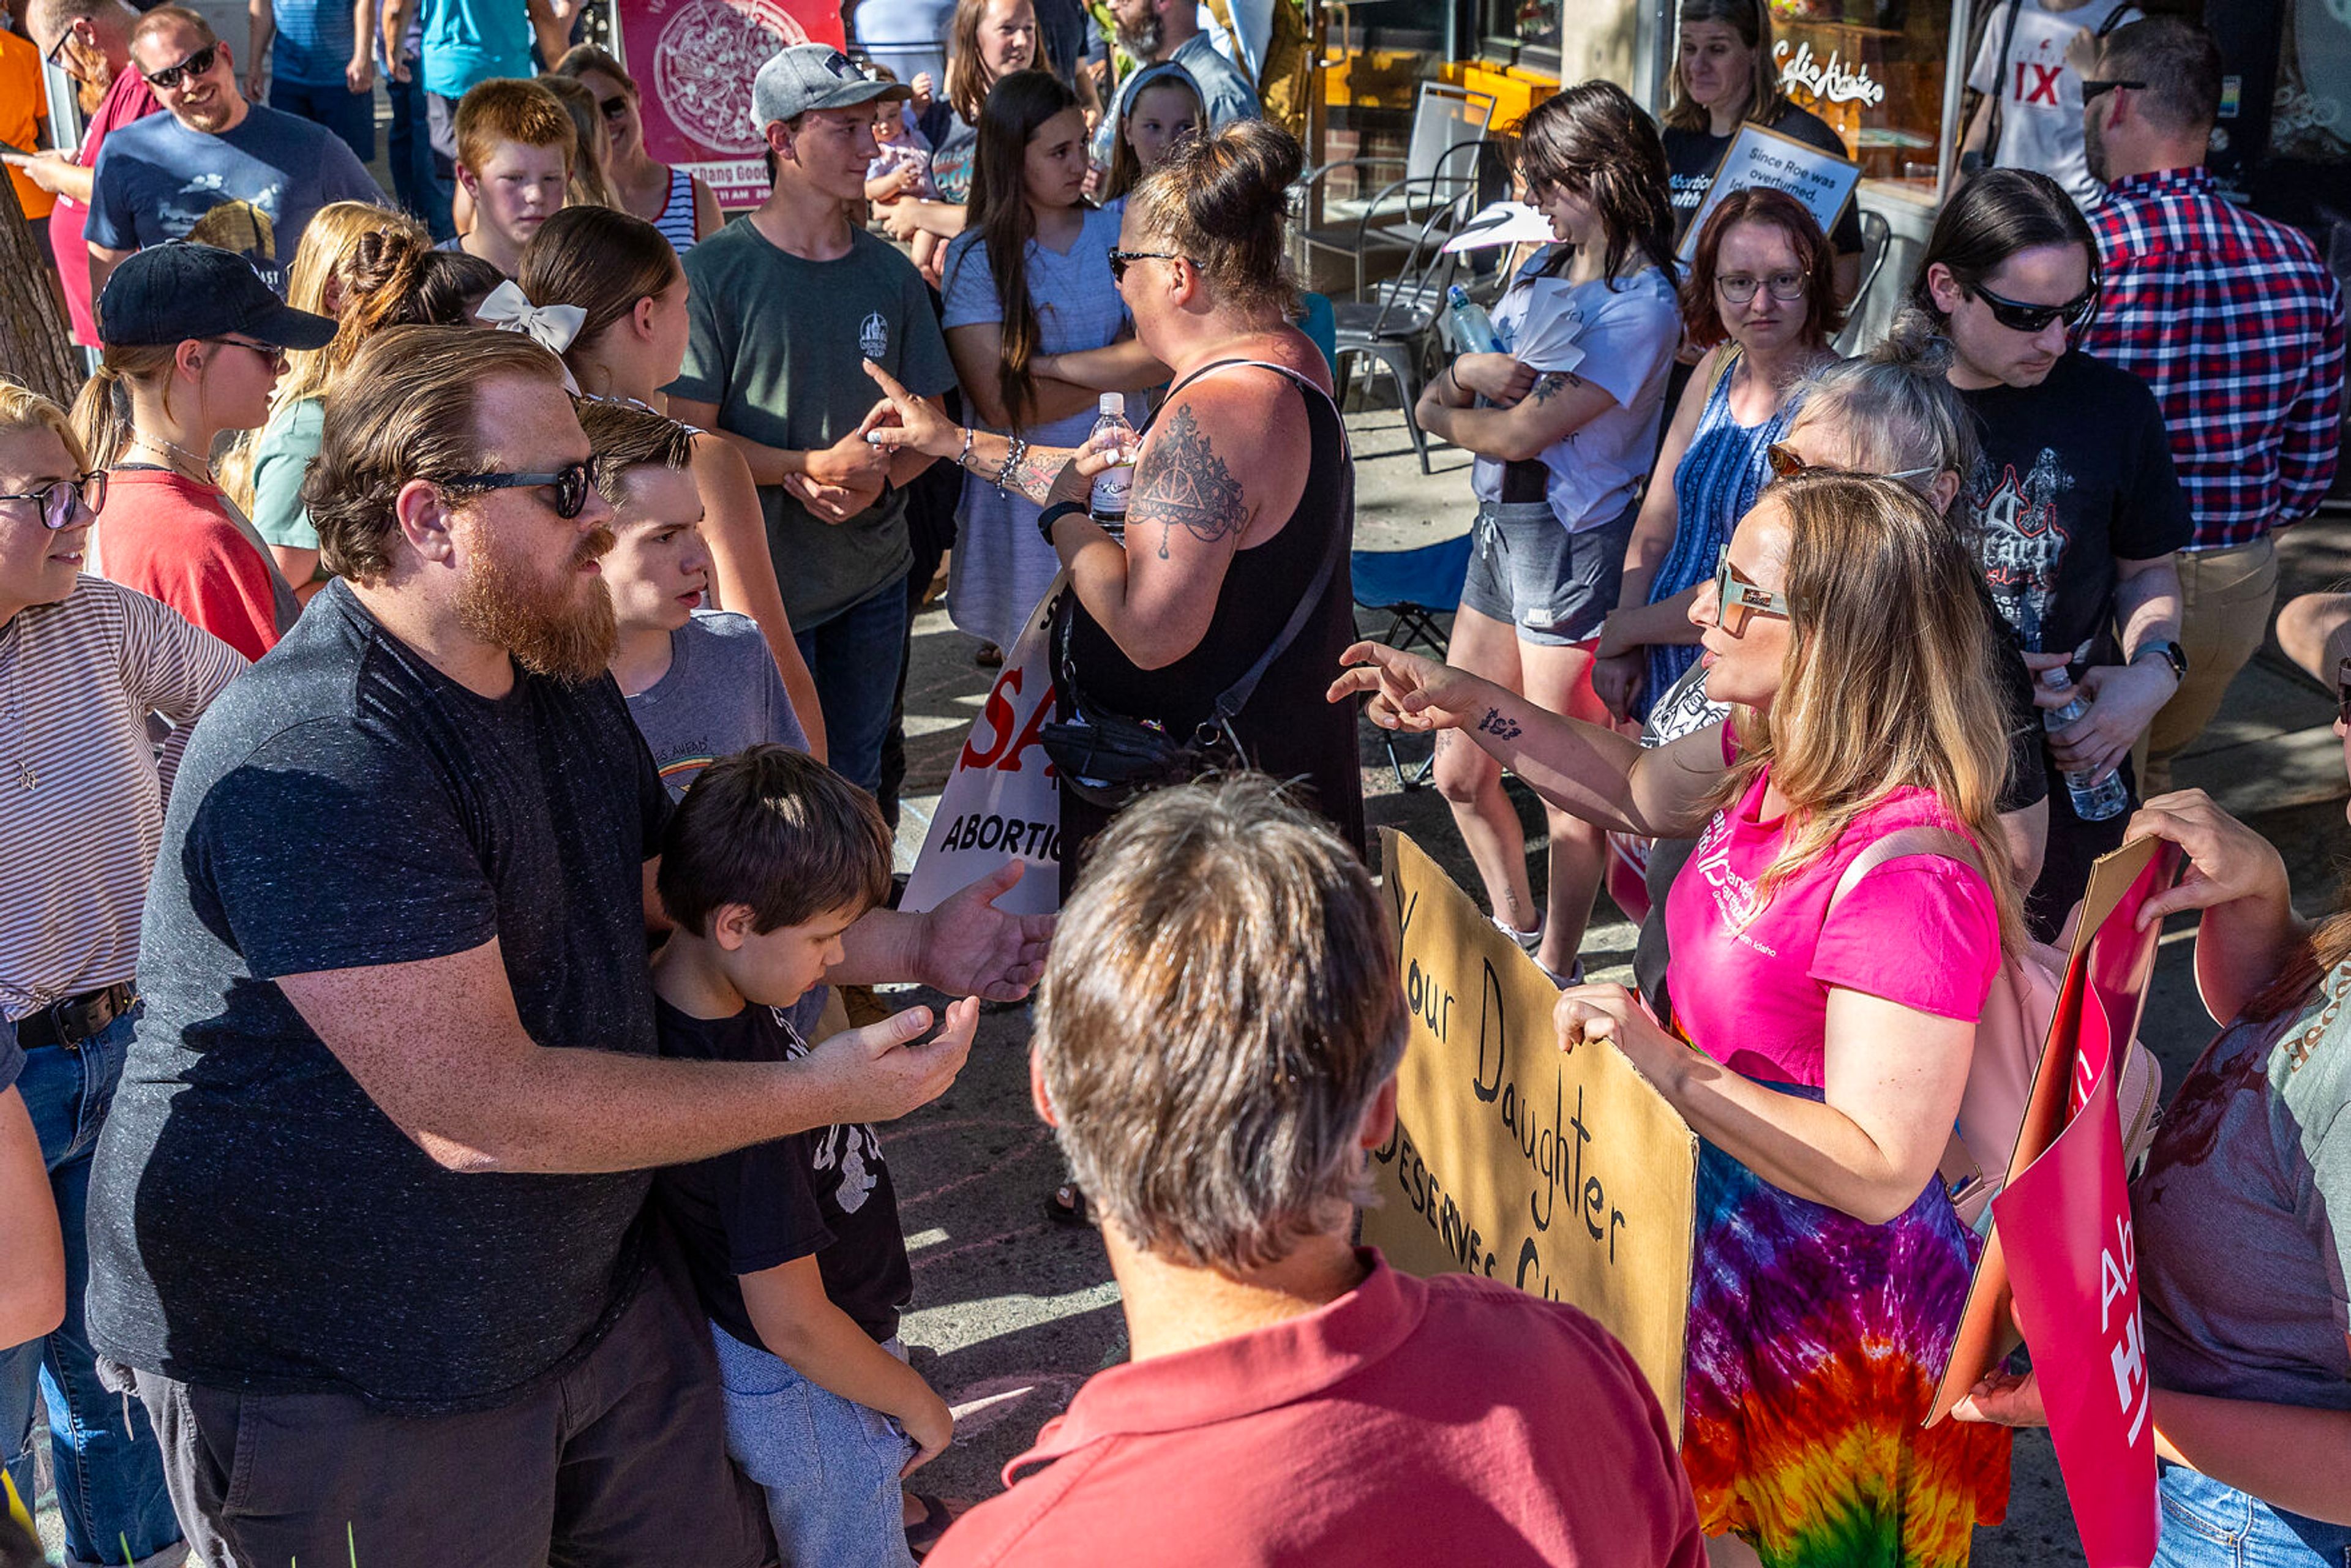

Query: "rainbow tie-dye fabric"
<box><xmin>1679</xmin><ymin>1086</ymin><xmax>2012</xmax><ymax>1568</ymax></box>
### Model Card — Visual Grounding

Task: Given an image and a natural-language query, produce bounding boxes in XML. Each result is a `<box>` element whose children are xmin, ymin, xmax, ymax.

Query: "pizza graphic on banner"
<box><xmin>618</xmin><ymin>0</ymin><xmax>846</xmax><ymax>211</ymax></box>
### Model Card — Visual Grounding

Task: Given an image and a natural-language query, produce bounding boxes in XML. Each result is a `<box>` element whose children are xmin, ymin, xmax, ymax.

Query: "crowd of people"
<box><xmin>1</xmin><ymin>0</ymin><xmax>2348</xmax><ymax>1563</ymax></box>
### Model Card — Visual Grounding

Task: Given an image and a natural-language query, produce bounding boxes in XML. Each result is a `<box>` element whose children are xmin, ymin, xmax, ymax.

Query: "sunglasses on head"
<box><xmin>2080</xmin><ymin>78</ymin><xmax>2146</xmax><ymax>105</ymax></box>
<box><xmin>1711</xmin><ymin>545</ymin><xmax>1788</xmax><ymax>636</ymax></box>
<box><xmin>1107</xmin><ymin>248</ymin><xmax>1185</xmax><ymax>282</ymax></box>
<box><xmin>1969</xmin><ymin>280</ymin><xmax>2101</xmax><ymax>335</ymax></box>
<box><xmin>0</xmin><ymin>471</ymin><xmax>106</xmax><ymax>530</ymax></box>
<box><xmin>441</xmin><ymin>459</ymin><xmax>593</xmax><ymax>519</ymax></box>
<box><xmin>143</xmin><ymin>42</ymin><xmax>219</xmax><ymax>89</ymax></box>
<box><xmin>1764</xmin><ymin>442</ymin><xmax>1941</xmax><ymax>486</ymax></box>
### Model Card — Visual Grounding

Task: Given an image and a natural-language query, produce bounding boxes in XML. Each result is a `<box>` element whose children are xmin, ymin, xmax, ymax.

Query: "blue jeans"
<box><xmin>269</xmin><ymin>75</ymin><xmax>374</xmax><ymax>165</ymax></box>
<box><xmin>796</xmin><ymin>574</ymin><xmax>912</xmax><ymax>794</ymax></box>
<box><xmin>387</xmin><ymin>57</ymin><xmax>454</xmax><ymax>240</ymax></box>
<box><xmin>2156</xmin><ymin>1461</ymin><xmax>2351</xmax><ymax>1567</ymax></box>
<box><xmin>710</xmin><ymin>1323</ymin><xmax>915</xmax><ymax>1568</ymax></box>
<box><xmin>0</xmin><ymin>1009</ymin><xmax>183</xmax><ymax>1568</ymax></box>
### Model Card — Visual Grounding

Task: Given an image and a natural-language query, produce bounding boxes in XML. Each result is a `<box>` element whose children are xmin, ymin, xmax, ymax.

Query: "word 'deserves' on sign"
<box><xmin>1362</xmin><ymin>830</ymin><xmax>1698</xmax><ymax>1436</ymax></box>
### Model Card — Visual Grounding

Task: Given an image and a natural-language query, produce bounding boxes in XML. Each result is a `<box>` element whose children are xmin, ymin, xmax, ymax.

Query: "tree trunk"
<box><xmin>0</xmin><ymin>176</ymin><xmax>83</xmax><ymax>408</ymax></box>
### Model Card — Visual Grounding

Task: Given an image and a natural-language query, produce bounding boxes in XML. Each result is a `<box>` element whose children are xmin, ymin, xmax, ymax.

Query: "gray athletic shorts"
<box><xmin>1457</xmin><ymin>497</ymin><xmax>1637</xmax><ymax>646</ymax></box>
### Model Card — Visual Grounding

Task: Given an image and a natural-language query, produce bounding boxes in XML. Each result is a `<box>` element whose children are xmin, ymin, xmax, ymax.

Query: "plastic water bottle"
<box><xmin>1447</xmin><ymin>285</ymin><xmax>1501</xmax><ymax>354</ymax></box>
<box><xmin>1088</xmin><ymin>394</ymin><xmax>1136</xmax><ymax>539</ymax></box>
<box><xmin>2040</xmin><ymin>665</ymin><xmax>2128</xmax><ymax>822</ymax></box>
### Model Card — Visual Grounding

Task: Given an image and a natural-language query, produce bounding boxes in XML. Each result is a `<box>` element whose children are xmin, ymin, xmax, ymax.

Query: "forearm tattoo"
<box><xmin>1475</xmin><ymin>707</ymin><xmax>1523</xmax><ymax>739</ymax></box>
<box><xmin>1531</xmin><ymin>371</ymin><xmax>1581</xmax><ymax>405</ymax></box>
<box><xmin>1133</xmin><ymin>405</ymin><xmax>1247</xmax><ymax>560</ymax></box>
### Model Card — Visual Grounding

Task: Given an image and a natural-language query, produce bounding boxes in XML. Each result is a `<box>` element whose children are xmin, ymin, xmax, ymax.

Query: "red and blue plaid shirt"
<box><xmin>2079</xmin><ymin>165</ymin><xmax>2345</xmax><ymax>550</ymax></box>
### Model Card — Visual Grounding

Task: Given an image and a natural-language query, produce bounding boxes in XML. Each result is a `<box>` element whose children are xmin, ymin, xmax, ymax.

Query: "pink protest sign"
<box><xmin>615</xmin><ymin>0</ymin><xmax>847</xmax><ymax>211</ymax></box>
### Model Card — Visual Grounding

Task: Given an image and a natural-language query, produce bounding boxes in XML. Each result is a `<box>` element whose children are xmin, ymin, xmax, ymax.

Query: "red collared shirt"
<box><xmin>927</xmin><ymin>1250</ymin><xmax>1706</xmax><ymax>1568</ymax></box>
<box><xmin>2079</xmin><ymin>165</ymin><xmax>2346</xmax><ymax>550</ymax></box>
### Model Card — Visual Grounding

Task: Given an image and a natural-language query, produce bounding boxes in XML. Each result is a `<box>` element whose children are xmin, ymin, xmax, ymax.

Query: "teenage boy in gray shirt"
<box><xmin>668</xmin><ymin>45</ymin><xmax>957</xmax><ymax>795</ymax></box>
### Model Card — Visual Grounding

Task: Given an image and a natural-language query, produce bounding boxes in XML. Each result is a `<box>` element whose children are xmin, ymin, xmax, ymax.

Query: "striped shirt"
<box><xmin>2080</xmin><ymin>165</ymin><xmax>2347</xmax><ymax>550</ymax></box>
<box><xmin>654</xmin><ymin>165</ymin><xmax>700</xmax><ymax>254</ymax></box>
<box><xmin>1</xmin><ymin>577</ymin><xmax>244</xmax><ymax>1019</ymax></box>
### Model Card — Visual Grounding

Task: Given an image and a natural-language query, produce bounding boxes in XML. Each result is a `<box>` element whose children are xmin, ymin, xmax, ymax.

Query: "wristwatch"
<box><xmin>2133</xmin><ymin>640</ymin><xmax>2189</xmax><ymax>682</ymax></box>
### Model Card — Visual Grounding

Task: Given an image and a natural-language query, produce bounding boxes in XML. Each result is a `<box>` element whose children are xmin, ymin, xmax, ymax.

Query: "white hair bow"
<box><xmin>478</xmin><ymin>280</ymin><xmax>585</xmax><ymax>393</ymax></box>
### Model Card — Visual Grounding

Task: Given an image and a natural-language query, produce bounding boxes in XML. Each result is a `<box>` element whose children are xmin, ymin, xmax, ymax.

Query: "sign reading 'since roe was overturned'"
<box><xmin>1363</xmin><ymin>830</ymin><xmax>1699</xmax><ymax>1438</ymax></box>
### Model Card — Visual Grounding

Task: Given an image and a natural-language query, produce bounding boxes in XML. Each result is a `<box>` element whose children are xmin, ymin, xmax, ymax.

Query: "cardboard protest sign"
<box><xmin>1363</xmin><ymin>830</ymin><xmax>1698</xmax><ymax>1436</ymax></box>
<box><xmin>1929</xmin><ymin>838</ymin><xmax>2178</xmax><ymax>1568</ymax></box>
<box><xmin>615</xmin><ymin>0</ymin><xmax>846</xmax><ymax>211</ymax></box>
<box><xmin>900</xmin><ymin>577</ymin><xmax>1064</xmax><ymax>917</ymax></box>
<box><xmin>1676</xmin><ymin>121</ymin><xmax>1860</xmax><ymax>263</ymax></box>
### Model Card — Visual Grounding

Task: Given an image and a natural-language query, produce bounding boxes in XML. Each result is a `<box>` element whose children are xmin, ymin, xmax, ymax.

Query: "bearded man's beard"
<box><xmin>454</xmin><ymin>522</ymin><xmax>619</xmax><ymax>683</ymax></box>
<box><xmin>1119</xmin><ymin>11</ymin><xmax>1164</xmax><ymax>57</ymax></box>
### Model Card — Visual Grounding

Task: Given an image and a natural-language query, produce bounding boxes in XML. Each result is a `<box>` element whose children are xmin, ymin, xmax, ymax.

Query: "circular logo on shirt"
<box><xmin>652</xmin><ymin>0</ymin><xmax>808</xmax><ymax>155</ymax></box>
<box><xmin>860</xmin><ymin>312</ymin><xmax>888</xmax><ymax>360</ymax></box>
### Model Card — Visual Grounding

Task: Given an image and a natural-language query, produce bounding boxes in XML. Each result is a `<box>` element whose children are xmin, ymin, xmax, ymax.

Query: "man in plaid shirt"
<box><xmin>2078</xmin><ymin>16</ymin><xmax>2345</xmax><ymax>794</ymax></box>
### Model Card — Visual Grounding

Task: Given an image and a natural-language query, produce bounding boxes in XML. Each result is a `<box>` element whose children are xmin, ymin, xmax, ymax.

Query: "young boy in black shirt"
<box><xmin>653</xmin><ymin>745</ymin><xmax>971</xmax><ymax>1567</ymax></box>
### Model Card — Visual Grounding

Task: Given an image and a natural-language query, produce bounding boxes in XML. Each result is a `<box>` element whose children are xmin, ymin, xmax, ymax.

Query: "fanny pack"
<box><xmin>1041</xmin><ymin>516</ymin><xmax>1344</xmax><ymax>811</ymax></box>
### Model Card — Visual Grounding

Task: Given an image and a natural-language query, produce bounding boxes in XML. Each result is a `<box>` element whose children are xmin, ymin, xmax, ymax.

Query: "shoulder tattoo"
<box><xmin>1134</xmin><ymin>404</ymin><xmax>1248</xmax><ymax>561</ymax></box>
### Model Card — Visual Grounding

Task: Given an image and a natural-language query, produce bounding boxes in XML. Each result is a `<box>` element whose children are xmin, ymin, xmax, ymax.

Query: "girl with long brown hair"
<box><xmin>1414</xmin><ymin>80</ymin><xmax>1683</xmax><ymax>986</ymax></box>
<box><xmin>517</xmin><ymin>204</ymin><xmax>827</xmax><ymax>759</ymax></box>
<box><xmin>884</xmin><ymin>0</ymin><xmax>1038</xmax><ymax>247</ymax></box>
<box><xmin>939</xmin><ymin>70</ymin><xmax>1144</xmax><ymax>656</ymax></box>
<box><xmin>1333</xmin><ymin>470</ymin><xmax>2021</xmax><ymax>1568</ymax></box>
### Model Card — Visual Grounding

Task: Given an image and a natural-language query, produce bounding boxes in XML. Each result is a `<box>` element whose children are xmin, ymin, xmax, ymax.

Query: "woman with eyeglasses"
<box><xmin>1592</xmin><ymin>187</ymin><xmax>1840</xmax><ymax>725</ymax></box>
<box><xmin>552</xmin><ymin>47</ymin><xmax>721</xmax><ymax>252</ymax></box>
<box><xmin>70</xmin><ymin>241</ymin><xmax>337</xmax><ymax>661</ymax></box>
<box><xmin>1625</xmin><ymin>319</ymin><xmax>2052</xmax><ymax>1030</ymax></box>
<box><xmin>1330</xmin><ymin>470</ymin><xmax>2020</xmax><ymax>1568</ymax></box>
<box><xmin>1413</xmin><ymin>82</ymin><xmax>1683</xmax><ymax>986</ymax></box>
<box><xmin>0</xmin><ymin>375</ymin><xmax>243</xmax><ymax>1568</ymax></box>
<box><xmin>1918</xmin><ymin>167</ymin><xmax>2190</xmax><ymax>937</ymax></box>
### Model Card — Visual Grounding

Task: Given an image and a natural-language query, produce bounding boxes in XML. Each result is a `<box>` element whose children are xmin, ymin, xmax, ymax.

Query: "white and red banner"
<box><xmin>900</xmin><ymin>577</ymin><xmax>1064</xmax><ymax>917</ymax></box>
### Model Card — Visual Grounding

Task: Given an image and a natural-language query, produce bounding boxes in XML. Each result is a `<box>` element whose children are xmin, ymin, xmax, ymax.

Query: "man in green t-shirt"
<box><xmin>668</xmin><ymin>44</ymin><xmax>957</xmax><ymax>793</ymax></box>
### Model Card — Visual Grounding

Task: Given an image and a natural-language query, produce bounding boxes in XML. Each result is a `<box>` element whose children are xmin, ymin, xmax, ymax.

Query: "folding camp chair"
<box><xmin>1350</xmin><ymin>530</ymin><xmax>1473</xmax><ymax>790</ymax></box>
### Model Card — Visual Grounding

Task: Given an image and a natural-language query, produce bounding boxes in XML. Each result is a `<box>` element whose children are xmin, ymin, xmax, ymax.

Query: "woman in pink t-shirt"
<box><xmin>1332</xmin><ymin>470</ymin><xmax>2019</xmax><ymax>1568</ymax></box>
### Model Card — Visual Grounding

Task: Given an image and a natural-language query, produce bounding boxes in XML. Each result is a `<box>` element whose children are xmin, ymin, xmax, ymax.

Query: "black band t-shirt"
<box><xmin>1663</xmin><ymin>101</ymin><xmax>1864</xmax><ymax>258</ymax></box>
<box><xmin>654</xmin><ymin>999</ymin><xmax>912</xmax><ymax>1348</ymax></box>
<box><xmin>86</xmin><ymin>579</ymin><xmax>673</xmax><ymax>1414</ymax></box>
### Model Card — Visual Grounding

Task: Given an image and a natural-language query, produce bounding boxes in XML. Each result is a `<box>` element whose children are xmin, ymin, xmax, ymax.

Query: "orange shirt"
<box><xmin>0</xmin><ymin>29</ymin><xmax>54</xmax><ymax>222</ymax></box>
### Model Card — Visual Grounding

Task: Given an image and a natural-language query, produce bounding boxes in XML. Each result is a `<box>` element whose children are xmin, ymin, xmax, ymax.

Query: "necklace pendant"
<box><xmin>15</xmin><ymin>761</ymin><xmax>34</xmax><ymax>790</ymax></box>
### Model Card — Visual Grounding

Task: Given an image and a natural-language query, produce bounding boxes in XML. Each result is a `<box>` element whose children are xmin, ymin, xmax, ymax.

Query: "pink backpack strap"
<box><xmin>1826</xmin><ymin>823</ymin><xmax>1986</xmax><ymax>915</ymax></box>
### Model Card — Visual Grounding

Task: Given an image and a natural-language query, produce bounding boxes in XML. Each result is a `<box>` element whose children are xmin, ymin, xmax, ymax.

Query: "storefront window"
<box><xmin>1768</xmin><ymin>0</ymin><xmax>1952</xmax><ymax>203</ymax></box>
<box><xmin>1479</xmin><ymin>0</ymin><xmax>1559</xmax><ymax>63</ymax></box>
<box><xmin>2271</xmin><ymin>0</ymin><xmax>2351</xmax><ymax>165</ymax></box>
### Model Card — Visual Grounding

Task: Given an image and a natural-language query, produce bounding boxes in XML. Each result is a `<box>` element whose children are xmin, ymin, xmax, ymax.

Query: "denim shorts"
<box><xmin>2154</xmin><ymin>1461</ymin><xmax>2351</xmax><ymax>1567</ymax></box>
<box><xmin>1458</xmin><ymin>497</ymin><xmax>1636</xmax><ymax>645</ymax></box>
<box><xmin>713</xmin><ymin>1321</ymin><xmax>917</xmax><ymax>1568</ymax></box>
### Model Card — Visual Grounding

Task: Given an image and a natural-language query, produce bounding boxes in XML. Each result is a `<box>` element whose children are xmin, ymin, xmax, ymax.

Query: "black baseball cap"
<box><xmin>95</xmin><ymin>241</ymin><xmax>337</xmax><ymax>350</ymax></box>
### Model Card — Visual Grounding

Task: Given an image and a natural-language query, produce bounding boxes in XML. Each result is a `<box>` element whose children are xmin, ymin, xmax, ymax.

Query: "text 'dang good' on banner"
<box><xmin>615</xmin><ymin>0</ymin><xmax>847</xmax><ymax>211</ymax></box>
<box><xmin>1932</xmin><ymin>837</ymin><xmax>2178</xmax><ymax>1568</ymax></box>
<box><xmin>901</xmin><ymin>576</ymin><xmax>1063</xmax><ymax>917</ymax></box>
<box><xmin>1363</xmin><ymin>830</ymin><xmax>1698</xmax><ymax>1438</ymax></box>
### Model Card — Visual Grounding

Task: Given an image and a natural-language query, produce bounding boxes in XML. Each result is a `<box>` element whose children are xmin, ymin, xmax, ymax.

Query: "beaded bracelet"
<box><xmin>954</xmin><ymin>425</ymin><xmax>974</xmax><ymax>471</ymax></box>
<box><xmin>996</xmin><ymin>433</ymin><xmax>1029</xmax><ymax>496</ymax></box>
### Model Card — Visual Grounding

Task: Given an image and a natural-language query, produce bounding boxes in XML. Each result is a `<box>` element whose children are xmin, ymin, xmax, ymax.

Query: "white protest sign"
<box><xmin>901</xmin><ymin>576</ymin><xmax>1065</xmax><ymax>917</ymax></box>
<box><xmin>1676</xmin><ymin>121</ymin><xmax>1861</xmax><ymax>262</ymax></box>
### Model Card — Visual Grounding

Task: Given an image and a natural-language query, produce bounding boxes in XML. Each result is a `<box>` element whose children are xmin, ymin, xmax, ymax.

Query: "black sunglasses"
<box><xmin>1107</xmin><ymin>248</ymin><xmax>1185</xmax><ymax>282</ymax></box>
<box><xmin>1970</xmin><ymin>280</ymin><xmax>2101</xmax><ymax>335</ymax></box>
<box><xmin>44</xmin><ymin>23</ymin><xmax>75</xmax><ymax>65</ymax></box>
<box><xmin>0</xmin><ymin>471</ymin><xmax>106</xmax><ymax>530</ymax></box>
<box><xmin>143</xmin><ymin>42</ymin><xmax>219</xmax><ymax>89</ymax></box>
<box><xmin>599</xmin><ymin>94</ymin><xmax>630</xmax><ymax>121</ymax></box>
<box><xmin>2080</xmin><ymin>78</ymin><xmax>2146</xmax><ymax>105</ymax></box>
<box><xmin>440</xmin><ymin>460</ymin><xmax>593</xmax><ymax>519</ymax></box>
<box><xmin>211</xmin><ymin>336</ymin><xmax>288</xmax><ymax>370</ymax></box>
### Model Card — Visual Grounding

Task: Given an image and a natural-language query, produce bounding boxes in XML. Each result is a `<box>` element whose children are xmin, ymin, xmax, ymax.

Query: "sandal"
<box><xmin>904</xmin><ymin>1491</ymin><xmax>958</xmax><ymax>1559</ymax></box>
<box><xmin>1044</xmin><ymin>1181</ymin><xmax>1093</xmax><ymax>1228</ymax></box>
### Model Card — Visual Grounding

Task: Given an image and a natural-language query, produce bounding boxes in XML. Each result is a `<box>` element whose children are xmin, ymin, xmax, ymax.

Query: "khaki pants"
<box><xmin>2135</xmin><ymin>536</ymin><xmax>2281</xmax><ymax>797</ymax></box>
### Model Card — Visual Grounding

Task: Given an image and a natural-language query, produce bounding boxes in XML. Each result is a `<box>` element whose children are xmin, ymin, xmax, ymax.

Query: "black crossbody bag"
<box><xmin>1041</xmin><ymin>517</ymin><xmax>1345</xmax><ymax>811</ymax></box>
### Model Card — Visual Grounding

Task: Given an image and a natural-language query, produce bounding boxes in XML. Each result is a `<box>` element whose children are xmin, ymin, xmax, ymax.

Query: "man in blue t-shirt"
<box><xmin>85</xmin><ymin>6</ymin><xmax>381</xmax><ymax>299</ymax></box>
<box><xmin>244</xmin><ymin>0</ymin><xmax>376</xmax><ymax>164</ymax></box>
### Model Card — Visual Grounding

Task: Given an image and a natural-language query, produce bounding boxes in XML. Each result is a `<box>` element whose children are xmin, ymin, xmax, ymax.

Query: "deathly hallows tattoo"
<box><xmin>1134</xmin><ymin>404</ymin><xmax>1247</xmax><ymax>560</ymax></box>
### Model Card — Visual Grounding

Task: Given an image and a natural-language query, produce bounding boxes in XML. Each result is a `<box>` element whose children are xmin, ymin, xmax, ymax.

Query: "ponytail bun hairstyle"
<box><xmin>1787</xmin><ymin>309</ymin><xmax>1978</xmax><ymax>514</ymax></box>
<box><xmin>1126</xmin><ymin>119</ymin><xmax>1303</xmax><ymax>318</ymax></box>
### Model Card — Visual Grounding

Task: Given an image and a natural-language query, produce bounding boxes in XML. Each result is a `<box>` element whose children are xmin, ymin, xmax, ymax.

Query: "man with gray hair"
<box><xmin>2077</xmin><ymin>15</ymin><xmax>2345</xmax><ymax>795</ymax></box>
<box><xmin>81</xmin><ymin>325</ymin><xmax>1027</xmax><ymax>1566</ymax></box>
<box><xmin>928</xmin><ymin>777</ymin><xmax>1706</xmax><ymax>1568</ymax></box>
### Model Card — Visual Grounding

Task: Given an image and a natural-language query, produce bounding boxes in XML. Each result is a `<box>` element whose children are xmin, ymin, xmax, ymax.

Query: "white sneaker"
<box><xmin>1491</xmin><ymin>914</ymin><xmax>1543</xmax><ymax>954</ymax></box>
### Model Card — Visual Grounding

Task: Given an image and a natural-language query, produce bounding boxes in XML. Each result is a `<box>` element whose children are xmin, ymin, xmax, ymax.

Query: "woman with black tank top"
<box><xmin>866</xmin><ymin>119</ymin><xmax>1362</xmax><ymax>896</ymax></box>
